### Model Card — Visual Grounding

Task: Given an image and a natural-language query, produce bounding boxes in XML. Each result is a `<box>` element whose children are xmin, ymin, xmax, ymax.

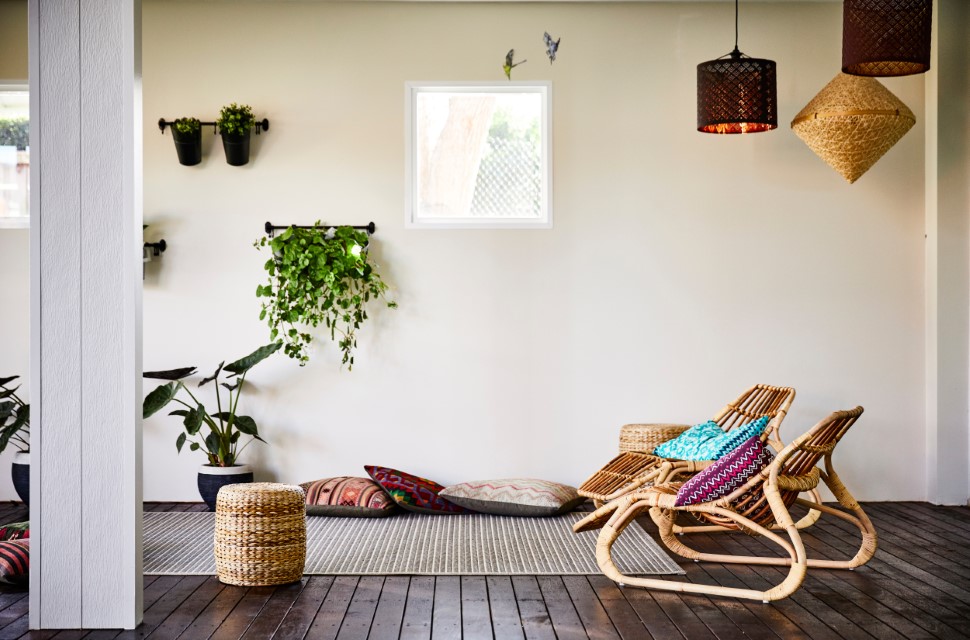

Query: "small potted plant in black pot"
<box><xmin>0</xmin><ymin>376</ymin><xmax>30</xmax><ymax>506</ymax></box>
<box><xmin>217</xmin><ymin>103</ymin><xmax>256</xmax><ymax>166</ymax></box>
<box><xmin>171</xmin><ymin>117</ymin><xmax>202</xmax><ymax>166</ymax></box>
<box><xmin>143</xmin><ymin>342</ymin><xmax>281</xmax><ymax>510</ymax></box>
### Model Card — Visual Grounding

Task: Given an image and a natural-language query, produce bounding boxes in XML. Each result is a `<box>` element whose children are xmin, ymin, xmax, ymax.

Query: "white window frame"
<box><xmin>405</xmin><ymin>81</ymin><xmax>552</xmax><ymax>230</ymax></box>
<box><xmin>0</xmin><ymin>82</ymin><xmax>29</xmax><ymax>229</ymax></box>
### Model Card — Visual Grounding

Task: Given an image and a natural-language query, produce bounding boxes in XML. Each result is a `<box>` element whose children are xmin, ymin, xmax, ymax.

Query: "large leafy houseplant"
<box><xmin>143</xmin><ymin>343</ymin><xmax>280</xmax><ymax>467</ymax></box>
<box><xmin>0</xmin><ymin>376</ymin><xmax>29</xmax><ymax>454</ymax></box>
<box><xmin>255</xmin><ymin>224</ymin><xmax>397</xmax><ymax>368</ymax></box>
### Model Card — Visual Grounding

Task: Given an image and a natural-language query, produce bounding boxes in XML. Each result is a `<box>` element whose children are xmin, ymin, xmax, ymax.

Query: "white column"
<box><xmin>925</xmin><ymin>0</ymin><xmax>970</xmax><ymax>506</ymax></box>
<box><xmin>29</xmin><ymin>0</ymin><xmax>143</xmax><ymax>629</ymax></box>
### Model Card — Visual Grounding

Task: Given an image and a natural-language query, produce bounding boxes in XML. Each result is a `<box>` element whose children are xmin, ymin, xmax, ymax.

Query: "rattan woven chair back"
<box><xmin>712</xmin><ymin>383</ymin><xmax>795</xmax><ymax>452</ymax></box>
<box><xmin>577</xmin><ymin>384</ymin><xmax>795</xmax><ymax>507</ymax></box>
<box><xmin>592</xmin><ymin>406</ymin><xmax>876</xmax><ymax>603</ymax></box>
<box><xmin>693</xmin><ymin>405</ymin><xmax>858</xmax><ymax>531</ymax></box>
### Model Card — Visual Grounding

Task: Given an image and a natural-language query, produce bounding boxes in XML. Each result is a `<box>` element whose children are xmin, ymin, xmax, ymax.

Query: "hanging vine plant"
<box><xmin>255</xmin><ymin>223</ymin><xmax>396</xmax><ymax>369</ymax></box>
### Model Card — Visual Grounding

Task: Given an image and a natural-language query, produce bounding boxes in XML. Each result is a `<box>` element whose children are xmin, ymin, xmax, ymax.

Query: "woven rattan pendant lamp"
<box><xmin>843</xmin><ymin>0</ymin><xmax>933</xmax><ymax>77</ymax></box>
<box><xmin>697</xmin><ymin>0</ymin><xmax>777</xmax><ymax>134</ymax></box>
<box><xmin>791</xmin><ymin>73</ymin><xmax>915</xmax><ymax>183</ymax></box>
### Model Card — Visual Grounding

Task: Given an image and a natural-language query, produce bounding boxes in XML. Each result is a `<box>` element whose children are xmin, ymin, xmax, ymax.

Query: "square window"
<box><xmin>405</xmin><ymin>82</ymin><xmax>552</xmax><ymax>229</ymax></box>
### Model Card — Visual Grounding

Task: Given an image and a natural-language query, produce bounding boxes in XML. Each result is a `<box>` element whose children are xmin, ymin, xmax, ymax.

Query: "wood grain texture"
<box><xmin>3</xmin><ymin>501</ymin><xmax>969</xmax><ymax>638</ymax></box>
<box><xmin>33</xmin><ymin>0</ymin><xmax>83</xmax><ymax>627</ymax></box>
<box><xmin>31</xmin><ymin>0</ymin><xmax>142</xmax><ymax>629</ymax></box>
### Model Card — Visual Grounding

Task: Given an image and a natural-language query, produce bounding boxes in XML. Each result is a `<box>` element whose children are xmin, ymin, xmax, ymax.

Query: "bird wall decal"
<box><xmin>503</xmin><ymin>49</ymin><xmax>527</xmax><ymax>80</ymax></box>
<box><xmin>543</xmin><ymin>32</ymin><xmax>561</xmax><ymax>64</ymax></box>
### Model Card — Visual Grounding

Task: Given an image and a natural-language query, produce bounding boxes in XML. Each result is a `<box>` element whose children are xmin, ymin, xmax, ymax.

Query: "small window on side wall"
<box><xmin>0</xmin><ymin>86</ymin><xmax>29</xmax><ymax>229</ymax></box>
<box><xmin>405</xmin><ymin>82</ymin><xmax>552</xmax><ymax>229</ymax></box>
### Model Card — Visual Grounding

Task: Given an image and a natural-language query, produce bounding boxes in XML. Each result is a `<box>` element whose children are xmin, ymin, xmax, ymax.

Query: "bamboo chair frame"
<box><xmin>592</xmin><ymin>407</ymin><xmax>876</xmax><ymax>603</ymax></box>
<box><xmin>577</xmin><ymin>384</ymin><xmax>796</xmax><ymax>512</ymax></box>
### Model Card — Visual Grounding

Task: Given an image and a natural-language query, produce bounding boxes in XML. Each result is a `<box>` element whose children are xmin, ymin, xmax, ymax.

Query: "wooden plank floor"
<box><xmin>0</xmin><ymin>501</ymin><xmax>968</xmax><ymax>639</ymax></box>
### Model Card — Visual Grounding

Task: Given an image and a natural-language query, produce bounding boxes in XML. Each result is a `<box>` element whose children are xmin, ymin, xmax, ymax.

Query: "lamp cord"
<box><xmin>735</xmin><ymin>0</ymin><xmax>739</xmax><ymax>51</ymax></box>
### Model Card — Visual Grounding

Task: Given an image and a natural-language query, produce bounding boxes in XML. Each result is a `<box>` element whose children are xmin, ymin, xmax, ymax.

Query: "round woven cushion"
<box><xmin>214</xmin><ymin>482</ymin><xmax>307</xmax><ymax>586</ymax></box>
<box><xmin>618</xmin><ymin>423</ymin><xmax>691</xmax><ymax>454</ymax></box>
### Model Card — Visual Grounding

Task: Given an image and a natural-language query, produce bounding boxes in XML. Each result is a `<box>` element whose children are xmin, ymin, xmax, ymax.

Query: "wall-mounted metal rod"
<box><xmin>158</xmin><ymin>118</ymin><xmax>270</xmax><ymax>135</ymax></box>
<box><xmin>264</xmin><ymin>221</ymin><xmax>377</xmax><ymax>238</ymax></box>
<box><xmin>144</xmin><ymin>239</ymin><xmax>167</xmax><ymax>257</ymax></box>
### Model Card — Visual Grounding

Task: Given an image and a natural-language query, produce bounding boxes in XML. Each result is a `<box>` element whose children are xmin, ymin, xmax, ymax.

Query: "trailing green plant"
<box><xmin>142</xmin><ymin>343</ymin><xmax>281</xmax><ymax>467</ymax></box>
<box><xmin>255</xmin><ymin>224</ymin><xmax>397</xmax><ymax>368</ymax></box>
<box><xmin>0</xmin><ymin>118</ymin><xmax>28</xmax><ymax>150</ymax></box>
<box><xmin>0</xmin><ymin>376</ymin><xmax>29</xmax><ymax>454</ymax></box>
<box><xmin>174</xmin><ymin>117</ymin><xmax>201</xmax><ymax>135</ymax></box>
<box><xmin>216</xmin><ymin>103</ymin><xmax>255</xmax><ymax>137</ymax></box>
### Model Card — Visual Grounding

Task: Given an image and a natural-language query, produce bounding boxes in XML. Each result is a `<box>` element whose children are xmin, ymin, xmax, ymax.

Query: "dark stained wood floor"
<box><xmin>0</xmin><ymin>501</ymin><xmax>968</xmax><ymax>639</ymax></box>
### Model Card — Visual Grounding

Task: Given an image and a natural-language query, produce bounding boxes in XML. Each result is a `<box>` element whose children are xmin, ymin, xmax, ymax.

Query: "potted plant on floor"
<box><xmin>255</xmin><ymin>224</ymin><xmax>397</xmax><ymax>368</ymax></box>
<box><xmin>143</xmin><ymin>342</ymin><xmax>281</xmax><ymax>510</ymax></box>
<box><xmin>171</xmin><ymin>117</ymin><xmax>202</xmax><ymax>166</ymax></box>
<box><xmin>0</xmin><ymin>376</ymin><xmax>30</xmax><ymax>506</ymax></box>
<box><xmin>217</xmin><ymin>103</ymin><xmax>256</xmax><ymax>166</ymax></box>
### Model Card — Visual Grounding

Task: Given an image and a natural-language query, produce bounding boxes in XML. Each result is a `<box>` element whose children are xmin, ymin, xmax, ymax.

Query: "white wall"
<box><xmin>132</xmin><ymin>1</ymin><xmax>926</xmax><ymax>502</ymax></box>
<box><xmin>0</xmin><ymin>1</ymin><xmax>930</xmax><ymax>502</ymax></box>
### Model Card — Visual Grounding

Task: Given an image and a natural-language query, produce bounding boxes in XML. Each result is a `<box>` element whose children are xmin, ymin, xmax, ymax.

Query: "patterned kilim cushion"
<box><xmin>365</xmin><ymin>466</ymin><xmax>468</xmax><ymax>515</ymax></box>
<box><xmin>0</xmin><ymin>539</ymin><xmax>28</xmax><ymax>585</ymax></box>
<box><xmin>439</xmin><ymin>479</ymin><xmax>586</xmax><ymax>517</ymax></box>
<box><xmin>0</xmin><ymin>522</ymin><xmax>28</xmax><ymax>541</ymax></box>
<box><xmin>652</xmin><ymin>421</ymin><xmax>725</xmax><ymax>460</ymax></box>
<box><xmin>675</xmin><ymin>436</ymin><xmax>774</xmax><ymax>507</ymax></box>
<box><xmin>301</xmin><ymin>477</ymin><xmax>399</xmax><ymax>518</ymax></box>
<box><xmin>704</xmin><ymin>415</ymin><xmax>771</xmax><ymax>460</ymax></box>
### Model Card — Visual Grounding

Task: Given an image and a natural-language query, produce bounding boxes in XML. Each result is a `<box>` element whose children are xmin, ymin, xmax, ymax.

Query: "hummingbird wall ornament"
<box><xmin>503</xmin><ymin>49</ymin><xmax>527</xmax><ymax>80</ymax></box>
<box><xmin>543</xmin><ymin>32</ymin><xmax>561</xmax><ymax>64</ymax></box>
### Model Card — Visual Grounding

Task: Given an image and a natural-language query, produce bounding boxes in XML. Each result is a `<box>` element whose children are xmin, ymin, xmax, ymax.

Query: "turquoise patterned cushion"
<box><xmin>709</xmin><ymin>416</ymin><xmax>771</xmax><ymax>459</ymax></box>
<box><xmin>652</xmin><ymin>421</ymin><xmax>724</xmax><ymax>460</ymax></box>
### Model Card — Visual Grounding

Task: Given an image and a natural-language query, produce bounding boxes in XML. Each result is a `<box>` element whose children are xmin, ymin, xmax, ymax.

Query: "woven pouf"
<box><xmin>618</xmin><ymin>423</ymin><xmax>691</xmax><ymax>454</ymax></box>
<box><xmin>214</xmin><ymin>482</ymin><xmax>307</xmax><ymax>587</ymax></box>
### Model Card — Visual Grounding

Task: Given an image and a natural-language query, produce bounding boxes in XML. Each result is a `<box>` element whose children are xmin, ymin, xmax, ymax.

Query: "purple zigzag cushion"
<box><xmin>675</xmin><ymin>436</ymin><xmax>774</xmax><ymax>507</ymax></box>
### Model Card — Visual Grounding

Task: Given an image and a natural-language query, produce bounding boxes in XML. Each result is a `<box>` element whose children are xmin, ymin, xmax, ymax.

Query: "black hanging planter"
<box><xmin>221</xmin><ymin>131</ymin><xmax>251</xmax><ymax>167</ymax></box>
<box><xmin>172</xmin><ymin>127</ymin><xmax>203</xmax><ymax>166</ymax></box>
<box><xmin>197</xmin><ymin>464</ymin><xmax>253</xmax><ymax>511</ymax></box>
<box><xmin>11</xmin><ymin>453</ymin><xmax>29</xmax><ymax>506</ymax></box>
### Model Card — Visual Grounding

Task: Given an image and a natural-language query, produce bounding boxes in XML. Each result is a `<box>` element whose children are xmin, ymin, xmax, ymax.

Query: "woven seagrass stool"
<box><xmin>618</xmin><ymin>423</ymin><xmax>692</xmax><ymax>455</ymax></box>
<box><xmin>214</xmin><ymin>482</ymin><xmax>306</xmax><ymax>586</ymax></box>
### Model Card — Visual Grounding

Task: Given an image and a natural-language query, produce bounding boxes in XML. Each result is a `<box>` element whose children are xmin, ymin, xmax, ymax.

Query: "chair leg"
<box><xmin>597</xmin><ymin>500</ymin><xmax>809</xmax><ymax>602</ymax></box>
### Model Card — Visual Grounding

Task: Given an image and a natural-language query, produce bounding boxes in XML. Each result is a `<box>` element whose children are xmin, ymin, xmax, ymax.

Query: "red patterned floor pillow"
<box><xmin>675</xmin><ymin>436</ymin><xmax>774</xmax><ymax>507</ymax></box>
<box><xmin>0</xmin><ymin>539</ymin><xmax>28</xmax><ymax>585</ymax></box>
<box><xmin>365</xmin><ymin>465</ymin><xmax>468</xmax><ymax>515</ymax></box>
<box><xmin>0</xmin><ymin>522</ymin><xmax>28</xmax><ymax>541</ymax></box>
<box><xmin>300</xmin><ymin>476</ymin><xmax>398</xmax><ymax>517</ymax></box>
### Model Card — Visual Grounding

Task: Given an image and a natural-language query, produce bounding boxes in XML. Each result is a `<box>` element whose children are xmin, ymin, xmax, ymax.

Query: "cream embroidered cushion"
<box><xmin>440</xmin><ymin>478</ymin><xmax>585</xmax><ymax>517</ymax></box>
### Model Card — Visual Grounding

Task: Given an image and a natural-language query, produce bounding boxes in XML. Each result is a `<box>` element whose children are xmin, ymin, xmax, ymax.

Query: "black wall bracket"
<box><xmin>158</xmin><ymin>118</ymin><xmax>270</xmax><ymax>135</ymax></box>
<box><xmin>264</xmin><ymin>221</ymin><xmax>377</xmax><ymax>238</ymax></box>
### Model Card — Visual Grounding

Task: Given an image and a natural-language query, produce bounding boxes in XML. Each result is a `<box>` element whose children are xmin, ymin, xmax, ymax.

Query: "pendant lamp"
<box><xmin>697</xmin><ymin>0</ymin><xmax>777</xmax><ymax>134</ymax></box>
<box><xmin>843</xmin><ymin>0</ymin><xmax>933</xmax><ymax>77</ymax></box>
<box><xmin>791</xmin><ymin>73</ymin><xmax>915</xmax><ymax>184</ymax></box>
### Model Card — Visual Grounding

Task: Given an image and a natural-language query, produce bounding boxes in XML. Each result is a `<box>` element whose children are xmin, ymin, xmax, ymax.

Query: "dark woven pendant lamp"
<box><xmin>843</xmin><ymin>0</ymin><xmax>933</xmax><ymax>77</ymax></box>
<box><xmin>697</xmin><ymin>0</ymin><xmax>777</xmax><ymax>134</ymax></box>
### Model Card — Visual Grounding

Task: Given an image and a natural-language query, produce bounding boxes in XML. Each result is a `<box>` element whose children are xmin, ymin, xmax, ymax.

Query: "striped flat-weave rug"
<box><xmin>144</xmin><ymin>511</ymin><xmax>684</xmax><ymax>576</ymax></box>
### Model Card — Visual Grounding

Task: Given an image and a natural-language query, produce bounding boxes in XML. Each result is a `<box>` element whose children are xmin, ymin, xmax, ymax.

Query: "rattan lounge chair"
<box><xmin>591</xmin><ymin>407</ymin><xmax>876</xmax><ymax>602</ymax></box>
<box><xmin>577</xmin><ymin>384</ymin><xmax>796</xmax><ymax>510</ymax></box>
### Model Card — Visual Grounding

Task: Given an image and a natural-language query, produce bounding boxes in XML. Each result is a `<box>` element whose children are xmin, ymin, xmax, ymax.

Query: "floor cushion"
<box><xmin>365</xmin><ymin>465</ymin><xmax>468</xmax><ymax>515</ymax></box>
<box><xmin>675</xmin><ymin>436</ymin><xmax>774</xmax><ymax>506</ymax></box>
<box><xmin>440</xmin><ymin>479</ymin><xmax>586</xmax><ymax>517</ymax></box>
<box><xmin>301</xmin><ymin>477</ymin><xmax>398</xmax><ymax>517</ymax></box>
<box><xmin>0</xmin><ymin>539</ymin><xmax>28</xmax><ymax>585</ymax></box>
<box><xmin>0</xmin><ymin>522</ymin><xmax>28</xmax><ymax>541</ymax></box>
